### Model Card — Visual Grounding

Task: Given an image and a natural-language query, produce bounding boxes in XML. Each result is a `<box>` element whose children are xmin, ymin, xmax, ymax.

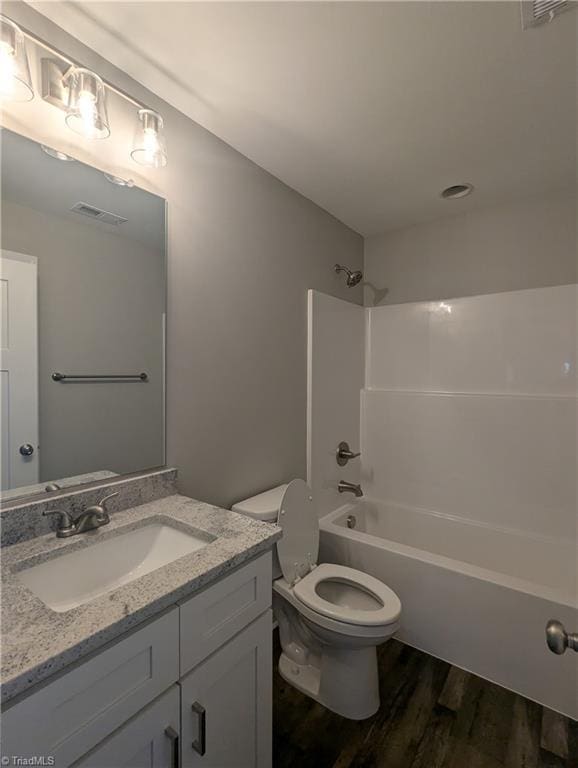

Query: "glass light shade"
<box><xmin>104</xmin><ymin>173</ymin><xmax>134</xmax><ymax>187</ymax></box>
<box><xmin>65</xmin><ymin>67</ymin><xmax>110</xmax><ymax>139</ymax></box>
<box><xmin>131</xmin><ymin>109</ymin><xmax>167</xmax><ymax>168</ymax></box>
<box><xmin>0</xmin><ymin>16</ymin><xmax>33</xmax><ymax>102</ymax></box>
<box><xmin>41</xmin><ymin>144</ymin><xmax>76</xmax><ymax>162</ymax></box>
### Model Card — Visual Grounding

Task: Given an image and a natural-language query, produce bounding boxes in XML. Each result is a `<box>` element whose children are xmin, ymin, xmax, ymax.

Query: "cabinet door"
<box><xmin>74</xmin><ymin>686</ymin><xmax>180</xmax><ymax>768</ymax></box>
<box><xmin>180</xmin><ymin>611</ymin><xmax>272</xmax><ymax>768</ymax></box>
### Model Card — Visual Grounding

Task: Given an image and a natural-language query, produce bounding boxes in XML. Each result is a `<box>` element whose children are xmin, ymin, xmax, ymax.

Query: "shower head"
<box><xmin>334</xmin><ymin>263</ymin><xmax>363</xmax><ymax>287</ymax></box>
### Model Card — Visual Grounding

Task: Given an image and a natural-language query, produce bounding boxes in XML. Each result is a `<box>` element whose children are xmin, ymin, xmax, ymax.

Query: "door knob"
<box><xmin>19</xmin><ymin>443</ymin><xmax>34</xmax><ymax>457</ymax></box>
<box><xmin>545</xmin><ymin>620</ymin><xmax>578</xmax><ymax>654</ymax></box>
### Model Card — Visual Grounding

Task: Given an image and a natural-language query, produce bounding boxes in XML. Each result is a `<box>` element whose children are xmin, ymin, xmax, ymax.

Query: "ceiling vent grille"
<box><xmin>70</xmin><ymin>201</ymin><xmax>128</xmax><ymax>225</ymax></box>
<box><xmin>521</xmin><ymin>0</ymin><xmax>573</xmax><ymax>27</ymax></box>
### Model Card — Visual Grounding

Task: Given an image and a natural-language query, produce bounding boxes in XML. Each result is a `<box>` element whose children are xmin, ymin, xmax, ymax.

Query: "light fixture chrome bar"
<box><xmin>12</xmin><ymin>17</ymin><xmax>150</xmax><ymax>111</ymax></box>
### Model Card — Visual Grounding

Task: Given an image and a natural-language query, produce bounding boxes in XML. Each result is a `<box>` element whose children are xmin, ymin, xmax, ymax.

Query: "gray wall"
<box><xmin>364</xmin><ymin>192</ymin><xmax>577</xmax><ymax>306</ymax></box>
<box><xmin>3</xmin><ymin>3</ymin><xmax>363</xmax><ymax>508</ymax></box>
<box><xmin>1</xmin><ymin>198</ymin><xmax>165</xmax><ymax>482</ymax></box>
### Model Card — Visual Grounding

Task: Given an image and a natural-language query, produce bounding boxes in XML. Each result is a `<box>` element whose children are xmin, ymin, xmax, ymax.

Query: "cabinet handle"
<box><xmin>164</xmin><ymin>726</ymin><xmax>179</xmax><ymax>768</ymax></box>
<box><xmin>191</xmin><ymin>701</ymin><xmax>206</xmax><ymax>756</ymax></box>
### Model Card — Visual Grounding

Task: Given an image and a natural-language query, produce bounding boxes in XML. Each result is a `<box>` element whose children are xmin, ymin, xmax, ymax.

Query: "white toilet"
<box><xmin>232</xmin><ymin>479</ymin><xmax>401</xmax><ymax>720</ymax></box>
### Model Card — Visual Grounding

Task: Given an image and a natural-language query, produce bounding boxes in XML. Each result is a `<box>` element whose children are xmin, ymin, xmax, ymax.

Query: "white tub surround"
<box><xmin>361</xmin><ymin>389</ymin><xmax>575</xmax><ymax>541</ymax></box>
<box><xmin>363</xmin><ymin>284</ymin><xmax>577</xmax><ymax>540</ymax></box>
<box><xmin>309</xmin><ymin>284</ymin><xmax>577</xmax><ymax>719</ymax></box>
<box><xmin>307</xmin><ymin>290</ymin><xmax>364</xmax><ymax>518</ymax></box>
<box><xmin>366</xmin><ymin>284</ymin><xmax>577</xmax><ymax>397</ymax></box>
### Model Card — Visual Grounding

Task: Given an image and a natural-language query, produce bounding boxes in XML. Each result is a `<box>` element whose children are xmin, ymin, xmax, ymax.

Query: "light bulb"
<box><xmin>131</xmin><ymin>109</ymin><xmax>167</xmax><ymax>167</ymax></box>
<box><xmin>142</xmin><ymin>127</ymin><xmax>161</xmax><ymax>164</ymax></box>
<box><xmin>65</xmin><ymin>68</ymin><xmax>109</xmax><ymax>139</ymax></box>
<box><xmin>77</xmin><ymin>90</ymin><xmax>97</xmax><ymax>136</ymax></box>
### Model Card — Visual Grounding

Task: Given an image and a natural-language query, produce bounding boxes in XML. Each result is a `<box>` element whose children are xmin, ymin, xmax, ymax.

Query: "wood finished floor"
<box><xmin>273</xmin><ymin>637</ymin><xmax>577</xmax><ymax>768</ymax></box>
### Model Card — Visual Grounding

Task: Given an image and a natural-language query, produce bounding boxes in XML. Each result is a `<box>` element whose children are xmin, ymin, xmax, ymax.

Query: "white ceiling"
<box><xmin>31</xmin><ymin>1</ymin><xmax>576</xmax><ymax>236</ymax></box>
<box><xmin>1</xmin><ymin>128</ymin><xmax>166</xmax><ymax>251</ymax></box>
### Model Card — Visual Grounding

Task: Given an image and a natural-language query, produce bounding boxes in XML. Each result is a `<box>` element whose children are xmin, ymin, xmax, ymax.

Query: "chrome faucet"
<box><xmin>43</xmin><ymin>492</ymin><xmax>119</xmax><ymax>538</ymax></box>
<box><xmin>337</xmin><ymin>481</ymin><xmax>363</xmax><ymax>497</ymax></box>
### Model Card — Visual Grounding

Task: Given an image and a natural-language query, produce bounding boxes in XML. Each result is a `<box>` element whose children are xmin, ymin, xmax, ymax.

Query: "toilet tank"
<box><xmin>231</xmin><ymin>484</ymin><xmax>287</xmax><ymax>522</ymax></box>
<box><xmin>232</xmin><ymin>484</ymin><xmax>287</xmax><ymax>579</ymax></box>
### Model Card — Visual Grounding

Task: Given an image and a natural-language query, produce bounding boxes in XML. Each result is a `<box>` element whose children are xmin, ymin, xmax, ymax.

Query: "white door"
<box><xmin>0</xmin><ymin>251</ymin><xmax>38</xmax><ymax>491</ymax></box>
<box><xmin>74</xmin><ymin>686</ymin><xmax>180</xmax><ymax>768</ymax></box>
<box><xmin>180</xmin><ymin>611</ymin><xmax>272</xmax><ymax>768</ymax></box>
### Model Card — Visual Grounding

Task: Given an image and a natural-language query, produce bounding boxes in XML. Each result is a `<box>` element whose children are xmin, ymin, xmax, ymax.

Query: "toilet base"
<box><xmin>278</xmin><ymin>644</ymin><xmax>380</xmax><ymax>720</ymax></box>
<box><xmin>278</xmin><ymin>651</ymin><xmax>321</xmax><ymax>699</ymax></box>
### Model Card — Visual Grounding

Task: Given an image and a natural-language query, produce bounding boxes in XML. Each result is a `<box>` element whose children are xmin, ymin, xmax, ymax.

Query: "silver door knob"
<box><xmin>545</xmin><ymin>620</ymin><xmax>578</xmax><ymax>654</ymax></box>
<box><xmin>19</xmin><ymin>443</ymin><xmax>34</xmax><ymax>457</ymax></box>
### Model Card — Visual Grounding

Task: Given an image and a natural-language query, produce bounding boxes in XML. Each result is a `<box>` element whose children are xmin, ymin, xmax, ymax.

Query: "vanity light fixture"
<box><xmin>0</xmin><ymin>14</ymin><xmax>168</xmax><ymax>166</ymax></box>
<box><xmin>65</xmin><ymin>68</ymin><xmax>110</xmax><ymax>139</ymax></box>
<box><xmin>41</xmin><ymin>144</ymin><xmax>76</xmax><ymax>162</ymax></box>
<box><xmin>104</xmin><ymin>173</ymin><xmax>135</xmax><ymax>187</ymax></box>
<box><xmin>131</xmin><ymin>109</ymin><xmax>167</xmax><ymax>168</ymax></box>
<box><xmin>0</xmin><ymin>15</ymin><xmax>33</xmax><ymax>102</ymax></box>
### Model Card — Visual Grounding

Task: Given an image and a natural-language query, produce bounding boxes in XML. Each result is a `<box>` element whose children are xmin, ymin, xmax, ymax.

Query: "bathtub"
<box><xmin>319</xmin><ymin>499</ymin><xmax>578</xmax><ymax>719</ymax></box>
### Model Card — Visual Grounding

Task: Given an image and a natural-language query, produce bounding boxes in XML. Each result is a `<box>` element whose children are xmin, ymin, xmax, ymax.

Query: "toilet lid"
<box><xmin>276</xmin><ymin>479</ymin><xmax>318</xmax><ymax>585</ymax></box>
<box><xmin>293</xmin><ymin>563</ymin><xmax>401</xmax><ymax>627</ymax></box>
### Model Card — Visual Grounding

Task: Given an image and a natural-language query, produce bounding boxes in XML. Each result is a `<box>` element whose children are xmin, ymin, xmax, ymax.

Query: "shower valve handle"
<box><xmin>336</xmin><ymin>441</ymin><xmax>361</xmax><ymax>466</ymax></box>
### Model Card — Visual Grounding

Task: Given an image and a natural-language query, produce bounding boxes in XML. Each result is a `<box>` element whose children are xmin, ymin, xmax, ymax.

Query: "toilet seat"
<box><xmin>274</xmin><ymin>577</ymin><xmax>398</xmax><ymax>640</ymax></box>
<box><xmin>292</xmin><ymin>563</ymin><xmax>401</xmax><ymax>627</ymax></box>
<box><xmin>276</xmin><ymin>479</ymin><xmax>319</xmax><ymax>585</ymax></box>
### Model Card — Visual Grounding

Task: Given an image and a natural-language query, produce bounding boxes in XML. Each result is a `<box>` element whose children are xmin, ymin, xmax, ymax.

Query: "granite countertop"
<box><xmin>1</xmin><ymin>494</ymin><xmax>281</xmax><ymax>705</ymax></box>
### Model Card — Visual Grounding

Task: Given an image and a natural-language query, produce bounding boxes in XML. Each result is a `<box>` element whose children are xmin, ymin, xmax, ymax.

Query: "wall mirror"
<box><xmin>0</xmin><ymin>128</ymin><xmax>166</xmax><ymax>504</ymax></box>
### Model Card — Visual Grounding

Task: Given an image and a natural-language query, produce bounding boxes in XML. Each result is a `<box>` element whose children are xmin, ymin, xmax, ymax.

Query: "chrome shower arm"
<box><xmin>334</xmin><ymin>263</ymin><xmax>352</xmax><ymax>279</ymax></box>
<box><xmin>334</xmin><ymin>263</ymin><xmax>363</xmax><ymax>287</ymax></box>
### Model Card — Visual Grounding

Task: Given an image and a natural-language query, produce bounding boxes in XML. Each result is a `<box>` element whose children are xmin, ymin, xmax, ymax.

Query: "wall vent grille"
<box><xmin>521</xmin><ymin>0</ymin><xmax>573</xmax><ymax>27</ymax></box>
<box><xmin>70</xmin><ymin>202</ymin><xmax>128</xmax><ymax>225</ymax></box>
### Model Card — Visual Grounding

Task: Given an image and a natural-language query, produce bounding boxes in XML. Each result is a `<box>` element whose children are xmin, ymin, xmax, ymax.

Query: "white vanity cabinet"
<box><xmin>2</xmin><ymin>552</ymin><xmax>273</xmax><ymax>768</ymax></box>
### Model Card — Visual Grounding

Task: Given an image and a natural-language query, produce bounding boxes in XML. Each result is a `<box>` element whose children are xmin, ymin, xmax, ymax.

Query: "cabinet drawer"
<box><xmin>2</xmin><ymin>608</ymin><xmax>179</xmax><ymax>768</ymax></box>
<box><xmin>179</xmin><ymin>552</ymin><xmax>271</xmax><ymax>675</ymax></box>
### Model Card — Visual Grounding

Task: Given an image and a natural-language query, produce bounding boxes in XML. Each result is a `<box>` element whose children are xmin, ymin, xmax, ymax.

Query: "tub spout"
<box><xmin>338</xmin><ymin>481</ymin><xmax>363</xmax><ymax>497</ymax></box>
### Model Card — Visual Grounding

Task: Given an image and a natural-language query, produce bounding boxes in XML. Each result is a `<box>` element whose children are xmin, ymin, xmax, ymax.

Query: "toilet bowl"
<box><xmin>232</xmin><ymin>479</ymin><xmax>401</xmax><ymax>720</ymax></box>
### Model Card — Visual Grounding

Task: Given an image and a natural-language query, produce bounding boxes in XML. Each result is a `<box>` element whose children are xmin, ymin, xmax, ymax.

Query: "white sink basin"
<box><xmin>18</xmin><ymin>523</ymin><xmax>210</xmax><ymax>612</ymax></box>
